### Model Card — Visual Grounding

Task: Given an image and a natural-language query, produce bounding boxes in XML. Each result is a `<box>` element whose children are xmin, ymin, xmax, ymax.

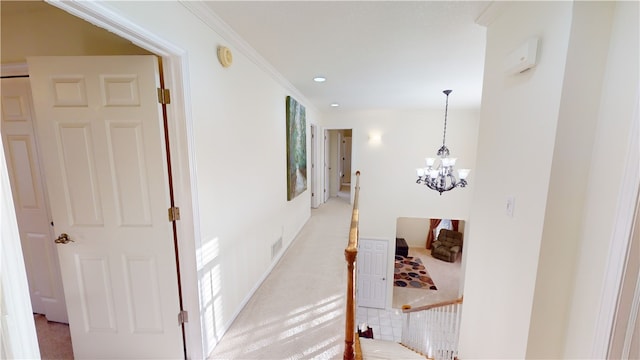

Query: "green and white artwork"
<box><xmin>285</xmin><ymin>96</ymin><xmax>307</xmax><ymax>201</ymax></box>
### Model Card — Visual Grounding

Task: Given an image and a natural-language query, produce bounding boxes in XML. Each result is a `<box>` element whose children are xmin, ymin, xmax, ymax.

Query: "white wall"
<box><xmin>323</xmin><ymin>108</ymin><xmax>479</xmax><ymax>307</ymax></box>
<box><xmin>0</xmin><ymin>3</ymin><xmax>150</xmax><ymax>63</ymax></box>
<box><xmin>91</xmin><ymin>2</ymin><xmax>319</xmax><ymax>356</ymax></box>
<box><xmin>563</xmin><ymin>1</ymin><xmax>639</xmax><ymax>357</ymax></box>
<box><xmin>458</xmin><ymin>2</ymin><xmax>574</xmax><ymax>358</ymax></box>
<box><xmin>396</xmin><ymin>217</ymin><xmax>466</xmax><ymax>248</ymax></box>
<box><xmin>396</xmin><ymin>217</ymin><xmax>430</xmax><ymax>248</ymax></box>
<box><xmin>527</xmin><ymin>2</ymin><xmax>616</xmax><ymax>357</ymax></box>
<box><xmin>459</xmin><ymin>1</ymin><xmax>639</xmax><ymax>358</ymax></box>
<box><xmin>323</xmin><ymin>108</ymin><xmax>479</xmax><ymax>240</ymax></box>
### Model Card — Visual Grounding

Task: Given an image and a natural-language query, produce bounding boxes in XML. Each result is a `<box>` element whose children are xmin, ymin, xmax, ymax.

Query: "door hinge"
<box><xmin>157</xmin><ymin>88</ymin><xmax>171</xmax><ymax>105</ymax></box>
<box><xmin>168</xmin><ymin>206</ymin><xmax>181</xmax><ymax>221</ymax></box>
<box><xmin>178</xmin><ymin>310</ymin><xmax>188</xmax><ymax>325</ymax></box>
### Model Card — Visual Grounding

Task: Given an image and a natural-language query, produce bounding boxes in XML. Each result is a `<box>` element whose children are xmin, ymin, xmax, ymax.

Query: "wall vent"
<box><xmin>271</xmin><ymin>237</ymin><xmax>283</xmax><ymax>260</ymax></box>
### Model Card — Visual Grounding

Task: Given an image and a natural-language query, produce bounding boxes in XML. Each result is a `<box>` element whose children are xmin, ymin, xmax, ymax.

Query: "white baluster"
<box><xmin>400</xmin><ymin>302</ymin><xmax>463</xmax><ymax>359</ymax></box>
<box><xmin>449</xmin><ymin>306</ymin><xmax>452</xmax><ymax>359</ymax></box>
<box><xmin>426</xmin><ymin>309</ymin><xmax>432</xmax><ymax>357</ymax></box>
<box><xmin>454</xmin><ymin>304</ymin><xmax>461</xmax><ymax>359</ymax></box>
<box><xmin>419</xmin><ymin>310</ymin><xmax>424</xmax><ymax>355</ymax></box>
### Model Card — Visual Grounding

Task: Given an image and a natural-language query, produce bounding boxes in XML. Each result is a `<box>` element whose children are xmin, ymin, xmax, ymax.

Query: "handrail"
<box><xmin>402</xmin><ymin>296</ymin><xmax>463</xmax><ymax>313</ymax></box>
<box><xmin>346</xmin><ymin>170</ymin><xmax>361</xmax><ymax>253</ymax></box>
<box><xmin>343</xmin><ymin>171</ymin><xmax>361</xmax><ymax>360</ymax></box>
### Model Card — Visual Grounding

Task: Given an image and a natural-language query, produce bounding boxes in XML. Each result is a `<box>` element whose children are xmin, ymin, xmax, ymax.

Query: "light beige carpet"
<box><xmin>208</xmin><ymin>197</ymin><xmax>352</xmax><ymax>359</ymax></box>
<box><xmin>34</xmin><ymin>314</ymin><xmax>74</xmax><ymax>359</ymax></box>
<box><xmin>392</xmin><ymin>247</ymin><xmax>462</xmax><ymax>309</ymax></box>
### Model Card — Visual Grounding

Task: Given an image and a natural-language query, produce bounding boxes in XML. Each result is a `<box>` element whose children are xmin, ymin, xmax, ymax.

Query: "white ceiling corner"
<box><xmin>186</xmin><ymin>1</ymin><xmax>490</xmax><ymax>112</ymax></box>
<box><xmin>179</xmin><ymin>1</ymin><xmax>314</xmax><ymax>112</ymax></box>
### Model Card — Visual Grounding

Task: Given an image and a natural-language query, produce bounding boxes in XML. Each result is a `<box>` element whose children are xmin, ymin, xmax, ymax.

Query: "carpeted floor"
<box><xmin>208</xmin><ymin>197</ymin><xmax>352</xmax><ymax>359</ymax></box>
<box><xmin>394</xmin><ymin>255</ymin><xmax>437</xmax><ymax>290</ymax></box>
<box><xmin>34</xmin><ymin>314</ymin><xmax>74</xmax><ymax>359</ymax></box>
<box><xmin>392</xmin><ymin>247</ymin><xmax>462</xmax><ymax>309</ymax></box>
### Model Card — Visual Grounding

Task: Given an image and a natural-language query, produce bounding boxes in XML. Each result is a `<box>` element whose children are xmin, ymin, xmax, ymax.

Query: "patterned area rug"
<box><xmin>394</xmin><ymin>255</ymin><xmax>437</xmax><ymax>290</ymax></box>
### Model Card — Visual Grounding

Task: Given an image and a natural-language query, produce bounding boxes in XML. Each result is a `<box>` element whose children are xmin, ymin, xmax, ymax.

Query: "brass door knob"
<box><xmin>54</xmin><ymin>233</ymin><xmax>74</xmax><ymax>244</ymax></box>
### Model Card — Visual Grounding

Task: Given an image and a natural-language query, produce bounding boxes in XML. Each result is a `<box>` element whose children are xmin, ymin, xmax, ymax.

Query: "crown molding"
<box><xmin>178</xmin><ymin>1</ymin><xmax>315</xmax><ymax>113</ymax></box>
<box><xmin>475</xmin><ymin>1</ymin><xmax>509</xmax><ymax>27</ymax></box>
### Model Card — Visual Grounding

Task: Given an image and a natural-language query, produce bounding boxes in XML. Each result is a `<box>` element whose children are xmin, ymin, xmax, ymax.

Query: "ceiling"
<box><xmin>203</xmin><ymin>1</ymin><xmax>490</xmax><ymax>111</ymax></box>
<box><xmin>2</xmin><ymin>0</ymin><xmax>490</xmax><ymax>112</ymax></box>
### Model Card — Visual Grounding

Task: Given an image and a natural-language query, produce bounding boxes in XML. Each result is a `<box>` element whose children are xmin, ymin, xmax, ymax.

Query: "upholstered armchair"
<box><xmin>431</xmin><ymin>229</ymin><xmax>463</xmax><ymax>262</ymax></box>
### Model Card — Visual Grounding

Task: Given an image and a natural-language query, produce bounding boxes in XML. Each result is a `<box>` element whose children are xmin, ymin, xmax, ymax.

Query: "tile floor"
<box><xmin>355</xmin><ymin>307</ymin><xmax>403</xmax><ymax>342</ymax></box>
<box><xmin>354</xmin><ymin>246</ymin><xmax>461</xmax><ymax>343</ymax></box>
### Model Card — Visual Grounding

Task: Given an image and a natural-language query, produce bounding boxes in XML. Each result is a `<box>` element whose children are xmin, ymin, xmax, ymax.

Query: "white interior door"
<box><xmin>357</xmin><ymin>239</ymin><xmax>388</xmax><ymax>309</ymax></box>
<box><xmin>310</xmin><ymin>124</ymin><xmax>317</xmax><ymax>208</ymax></box>
<box><xmin>27</xmin><ymin>56</ymin><xmax>183</xmax><ymax>359</ymax></box>
<box><xmin>0</xmin><ymin>77</ymin><xmax>68</xmax><ymax>323</ymax></box>
<box><xmin>324</xmin><ymin>129</ymin><xmax>330</xmax><ymax>202</ymax></box>
<box><xmin>342</xmin><ymin>136</ymin><xmax>352</xmax><ymax>184</ymax></box>
<box><xmin>328</xmin><ymin>131</ymin><xmax>340</xmax><ymax>197</ymax></box>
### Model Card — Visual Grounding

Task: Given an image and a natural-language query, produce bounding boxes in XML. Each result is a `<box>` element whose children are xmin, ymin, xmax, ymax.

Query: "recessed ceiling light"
<box><xmin>313</xmin><ymin>76</ymin><xmax>326</xmax><ymax>83</ymax></box>
<box><xmin>330</xmin><ymin>103</ymin><xmax>340</xmax><ymax>107</ymax></box>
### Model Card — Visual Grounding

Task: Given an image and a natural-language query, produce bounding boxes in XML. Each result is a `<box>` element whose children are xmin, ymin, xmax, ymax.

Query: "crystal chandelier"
<box><xmin>416</xmin><ymin>90</ymin><xmax>470</xmax><ymax>195</ymax></box>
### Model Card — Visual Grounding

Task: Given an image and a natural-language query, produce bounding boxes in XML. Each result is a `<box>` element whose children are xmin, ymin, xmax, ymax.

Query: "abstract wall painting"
<box><xmin>285</xmin><ymin>96</ymin><xmax>307</xmax><ymax>201</ymax></box>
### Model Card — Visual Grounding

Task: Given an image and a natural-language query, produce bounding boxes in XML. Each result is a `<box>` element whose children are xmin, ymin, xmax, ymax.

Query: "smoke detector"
<box><xmin>217</xmin><ymin>46</ymin><xmax>233</xmax><ymax>68</ymax></box>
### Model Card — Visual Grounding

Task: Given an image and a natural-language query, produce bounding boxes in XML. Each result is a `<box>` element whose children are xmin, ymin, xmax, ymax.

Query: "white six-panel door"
<box><xmin>0</xmin><ymin>77</ymin><xmax>68</xmax><ymax>323</ymax></box>
<box><xmin>27</xmin><ymin>56</ymin><xmax>183</xmax><ymax>359</ymax></box>
<box><xmin>357</xmin><ymin>238</ymin><xmax>388</xmax><ymax>309</ymax></box>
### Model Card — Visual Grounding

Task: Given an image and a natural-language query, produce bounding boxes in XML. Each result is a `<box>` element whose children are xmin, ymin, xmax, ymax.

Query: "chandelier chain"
<box><xmin>442</xmin><ymin>91</ymin><xmax>449</xmax><ymax>148</ymax></box>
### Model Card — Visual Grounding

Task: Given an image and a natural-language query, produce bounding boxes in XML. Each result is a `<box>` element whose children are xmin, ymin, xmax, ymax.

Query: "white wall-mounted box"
<box><xmin>505</xmin><ymin>37</ymin><xmax>539</xmax><ymax>75</ymax></box>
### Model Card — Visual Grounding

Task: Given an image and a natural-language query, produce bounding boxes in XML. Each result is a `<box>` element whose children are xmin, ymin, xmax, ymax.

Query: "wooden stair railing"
<box><xmin>401</xmin><ymin>297</ymin><xmax>464</xmax><ymax>360</ymax></box>
<box><xmin>343</xmin><ymin>171</ymin><xmax>361</xmax><ymax>360</ymax></box>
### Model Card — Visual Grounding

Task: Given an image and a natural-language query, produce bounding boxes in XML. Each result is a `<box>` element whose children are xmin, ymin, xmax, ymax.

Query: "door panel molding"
<box><xmin>5</xmin><ymin>1</ymin><xmax>202</xmax><ymax>356</ymax></box>
<box><xmin>357</xmin><ymin>238</ymin><xmax>388</xmax><ymax>309</ymax></box>
<box><xmin>1</xmin><ymin>76</ymin><xmax>68</xmax><ymax>323</ymax></box>
<box><xmin>28</xmin><ymin>55</ymin><xmax>182</xmax><ymax>359</ymax></box>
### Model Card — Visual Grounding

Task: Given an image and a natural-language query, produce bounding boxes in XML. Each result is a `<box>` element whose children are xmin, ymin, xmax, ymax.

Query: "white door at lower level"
<box><xmin>357</xmin><ymin>238</ymin><xmax>388</xmax><ymax>309</ymax></box>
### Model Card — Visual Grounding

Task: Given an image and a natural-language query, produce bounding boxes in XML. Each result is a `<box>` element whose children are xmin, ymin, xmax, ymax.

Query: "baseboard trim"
<box><xmin>212</xmin><ymin>216</ymin><xmax>310</xmax><ymax>355</ymax></box>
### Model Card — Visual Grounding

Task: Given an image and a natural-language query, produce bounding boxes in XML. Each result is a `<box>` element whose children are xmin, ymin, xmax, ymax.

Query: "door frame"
<box><xmin>11</xmin><ymin>1</ymin><xmax>203</xmax><ymax>358</ymax></box>
<box><xmin>594</xmin><ymin>93</ymin><xmax>640</xmax><ymax>357</ymax></box>
<box><xmin>1</xmin><ymin>136</ymin><xmax>41</xmax><ymax>360</ymax></box>
<box><xmin>323</xmin><ymin>127</ymin><xmax>353</xmax><ymax>203</ymax></box>
<box><xmin>323</xmin><ymin>129</ymin><xmax>330</xmax><ymax>203</ymax></box>
<box><xmin>310</xmin><ymin>124</ymin><xmax>319</xmax><ymax>209</ymax></box>
<box><xmin>1</xmin><ymin>70</ymin><xmax>68</xmax><ymax>323</ymax></box>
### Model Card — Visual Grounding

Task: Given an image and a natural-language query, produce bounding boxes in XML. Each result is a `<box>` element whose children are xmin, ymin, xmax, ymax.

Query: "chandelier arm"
<box><xmin>442</xmin><ymin>175</ymin><xmax>456</xmax><ymax>192</ymax></box>
<box><xmin>447</xmin><ymin>173</ymin><xmax>457</xmax><ymax>187</ymax></box>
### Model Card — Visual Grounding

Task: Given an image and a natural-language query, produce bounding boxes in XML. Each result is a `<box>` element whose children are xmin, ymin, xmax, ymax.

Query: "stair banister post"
<box><xmin>343</xmin><ymin>249</ymin><xmax>357</xmax><ymax>360</ymax></box>
<box><xmin>343</xmin><ymin>171</ymin><xmax>360</xmax><ymax>360</ymax></box>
